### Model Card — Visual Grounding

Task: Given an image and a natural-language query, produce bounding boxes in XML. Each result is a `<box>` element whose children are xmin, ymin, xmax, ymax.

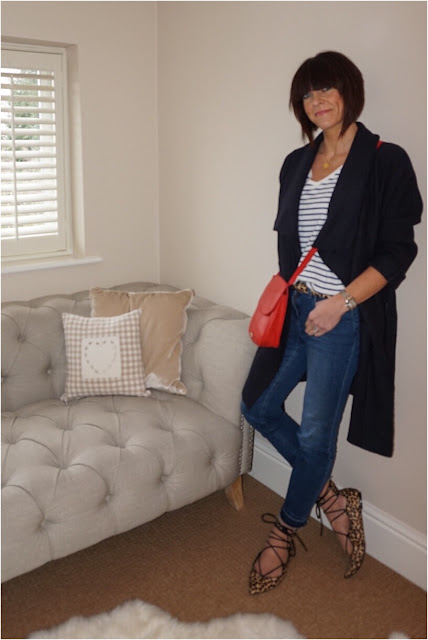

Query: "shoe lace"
<box><xmin>261</xmin><ymin>513</ymin><xmax>308</xmax><ymax>553</ymax></box>
<box><xmin>315</xmin><ymin>485</ymin><xmax>352</xmax><ymax>553</ymax></box>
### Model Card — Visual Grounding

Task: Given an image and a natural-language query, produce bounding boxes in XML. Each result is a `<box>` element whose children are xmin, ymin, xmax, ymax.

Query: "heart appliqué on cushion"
<box><xmin>81</xmin><ymin>336</ymin><xmax>122</xmax><ymax>380</ymax></box>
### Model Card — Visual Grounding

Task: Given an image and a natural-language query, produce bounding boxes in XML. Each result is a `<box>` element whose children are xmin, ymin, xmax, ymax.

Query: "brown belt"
<box><xmin>292</xmin><ymin>281</ymin><xmax>331</xmax><ymax>299</ymax></box>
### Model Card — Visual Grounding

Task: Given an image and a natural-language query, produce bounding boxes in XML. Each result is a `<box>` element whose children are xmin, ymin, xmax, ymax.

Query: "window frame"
<box><xmin>1</xmin><ymin>42</ymin><xmax>73</xmax><ymax>263</ymax></box>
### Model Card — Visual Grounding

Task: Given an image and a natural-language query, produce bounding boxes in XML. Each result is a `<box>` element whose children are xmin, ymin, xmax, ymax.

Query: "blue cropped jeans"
<box><xmin>242</xmin><ymin>289</ymin><xmax>360</xmax><ymax>529</ymax></box>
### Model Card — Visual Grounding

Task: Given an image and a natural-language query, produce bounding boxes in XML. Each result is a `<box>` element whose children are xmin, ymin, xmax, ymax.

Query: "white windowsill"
<box><xmin>2</xmin><ymin>256</ymin><xmax>103</xmax><ymax>274</ymax></box>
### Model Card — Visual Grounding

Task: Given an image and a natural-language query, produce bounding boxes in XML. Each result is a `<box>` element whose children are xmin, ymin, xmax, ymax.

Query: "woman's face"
<box><xmin>302</xmin><ymin>87</ymin><xmax>345</xmax><ymax>133</ymax></box>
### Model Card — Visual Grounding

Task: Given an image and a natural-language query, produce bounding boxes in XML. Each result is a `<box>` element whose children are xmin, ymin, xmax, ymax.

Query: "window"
<box><xmin>1</xmin><ymin>44</ymin><xmax>72</xmax><ymax>262</ymax></box>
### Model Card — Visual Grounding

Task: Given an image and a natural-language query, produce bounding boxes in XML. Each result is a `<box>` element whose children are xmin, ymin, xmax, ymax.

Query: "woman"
<box><xmin>241</xmin><ymin>51</ymin><xmax>422</xmax><ymax>596</ymax></box>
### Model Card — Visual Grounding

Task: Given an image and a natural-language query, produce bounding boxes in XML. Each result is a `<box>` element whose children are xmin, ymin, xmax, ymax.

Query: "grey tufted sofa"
<box><xmin>1</xmin><ymin>282</ymin><xmax>255</xmax><ymax>582</ymax></box>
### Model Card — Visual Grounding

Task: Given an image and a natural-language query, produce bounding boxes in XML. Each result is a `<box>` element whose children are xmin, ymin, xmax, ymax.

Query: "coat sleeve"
<box><xmin>369</xmin><ymin>144</ymin><xmax>423</xmax><ymax>286</ymax></box>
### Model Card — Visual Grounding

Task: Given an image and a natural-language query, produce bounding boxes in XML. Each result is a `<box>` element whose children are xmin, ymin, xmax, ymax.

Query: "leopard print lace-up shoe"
<box><xmin>249</xmin><ymin>513</ymin><xmax>307</xmax><ymax>595</ymax></box>
<box><xmin>316</xmin><ymin>479</ymin><xmax>365</xmax><ymax>578</ymax></box>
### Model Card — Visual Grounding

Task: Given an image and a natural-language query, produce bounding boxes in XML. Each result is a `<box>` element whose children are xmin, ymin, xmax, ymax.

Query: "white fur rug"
<box><xmin>29</xmin><ymin>600</ymin><xmax>304</xmax><ymax>639</ymax></box>
<box><xmin>28</xmin><ymin>599</ymin><xmax>410</xmax><ymax>639</ymax></box>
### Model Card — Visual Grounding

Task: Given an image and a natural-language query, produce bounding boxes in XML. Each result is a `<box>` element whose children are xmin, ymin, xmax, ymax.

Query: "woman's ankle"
<box><xmin>277</xmin><ymin>515</ymin><xmax>296</xmax><ymax>531</ymax></box>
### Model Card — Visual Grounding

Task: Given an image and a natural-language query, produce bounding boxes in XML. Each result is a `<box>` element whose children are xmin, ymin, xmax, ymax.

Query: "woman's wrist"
<box><xmin>339</xmin><ymin>289</ymin><xmax>358</xmax><ymax>312</ymax></box>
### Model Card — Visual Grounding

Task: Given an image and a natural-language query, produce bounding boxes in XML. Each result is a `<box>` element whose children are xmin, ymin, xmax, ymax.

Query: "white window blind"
<box><xmin>1</xmin><ymin>46</ymin><xmax>71</xmax><ymax>260</ymax></box>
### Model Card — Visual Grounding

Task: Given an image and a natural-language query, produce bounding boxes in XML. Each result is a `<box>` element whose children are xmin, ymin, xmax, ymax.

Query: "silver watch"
<box><xmin>340</xmin><ymin>289</ymin><xmax>357</xmax><ymax>311</ymax></box>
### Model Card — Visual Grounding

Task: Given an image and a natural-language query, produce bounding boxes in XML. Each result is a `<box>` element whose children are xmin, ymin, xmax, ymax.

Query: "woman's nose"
<box><xmin>310</xmin><ymin>90</ymin><xmax>324</xmax><ymax>105</ymax></box>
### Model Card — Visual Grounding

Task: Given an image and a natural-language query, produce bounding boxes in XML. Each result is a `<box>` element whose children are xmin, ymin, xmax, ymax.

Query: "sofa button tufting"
<box><xmin>1</xmin><ymin>284</ymin><xmax>255</xmax><ymax>584</ymax></box>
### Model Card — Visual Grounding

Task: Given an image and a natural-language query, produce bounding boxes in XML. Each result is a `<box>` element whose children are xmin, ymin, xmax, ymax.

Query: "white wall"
<box><xmin>2</xmin><ymin>1</ymin><xmax>159</xmax><ymax>301</ymax></box>
<box><xmin>158</xmin><ymin>0</ymin><xmax>427</xmax><ymax>539</ymax></box>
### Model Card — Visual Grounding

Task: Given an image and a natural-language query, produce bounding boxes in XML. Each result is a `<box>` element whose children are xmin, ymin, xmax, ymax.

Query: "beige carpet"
<box><xmin>2</xmin><ymin>476</ymin><xmax>426</xmax><ymax>640</ymax></box>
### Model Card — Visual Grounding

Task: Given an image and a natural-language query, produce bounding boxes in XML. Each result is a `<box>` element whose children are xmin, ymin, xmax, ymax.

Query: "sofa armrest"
<box><xmin>182</xmin><ymin>304</ymin><xmax>256</xmax><ymax>429</ymax></box>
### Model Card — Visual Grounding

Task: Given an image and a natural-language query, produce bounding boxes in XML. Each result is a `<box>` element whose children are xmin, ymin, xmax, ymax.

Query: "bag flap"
<box><xmin>258</xmin><ymin>274</ymin><xmax>288</xmax><ymax>314</ymax></box>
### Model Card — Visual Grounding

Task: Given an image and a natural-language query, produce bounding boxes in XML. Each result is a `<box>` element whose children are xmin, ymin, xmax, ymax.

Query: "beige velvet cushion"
<box><xmin>90</xmin><ymin>288</ymin><xmax>193</xmax><ymax>395</ymax></box>
<box><xmin>61</xmin><ymin>309</ymin><xmax>149</xmax><ymax>401</ymax></box>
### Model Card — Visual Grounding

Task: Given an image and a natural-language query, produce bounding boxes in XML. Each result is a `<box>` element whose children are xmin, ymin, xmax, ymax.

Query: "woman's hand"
<box><xmin>304</xmin><ymin>295</ymin><xmax>346</xmax><ymax>337</ymax></box>
<box><xmin>304</xmin><ymin>267</ymin><xmax>388</xmax><ymax>337</ymax></box>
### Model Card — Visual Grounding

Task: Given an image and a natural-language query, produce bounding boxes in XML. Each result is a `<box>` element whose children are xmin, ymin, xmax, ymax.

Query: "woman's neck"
<box><xmin>321</xmin><ymin>123</ymin><xmax>358</xmax><ymax>157</ymax></box>
<box><xmin>312</xmin><ymin>123</ymin><xmax>358</xmax><ymax>176</ymax></box>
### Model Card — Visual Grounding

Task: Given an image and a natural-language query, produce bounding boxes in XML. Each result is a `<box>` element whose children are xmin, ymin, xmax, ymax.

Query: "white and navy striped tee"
<box><xmin>297</xmin><ymin>166</ymin><xmax>345</xmax><ymax>296</ymax></box>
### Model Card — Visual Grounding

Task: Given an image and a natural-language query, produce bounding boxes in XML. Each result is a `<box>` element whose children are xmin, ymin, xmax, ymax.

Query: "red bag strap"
<box><xmin>377</xmin><ymin>139</ymin><xmax>383</xmax><ymax>148</ymax></box>
<box><xmin>288</xmin><ymin>246</ymin><xmax>318</xmax><ymax>286</ymax></box>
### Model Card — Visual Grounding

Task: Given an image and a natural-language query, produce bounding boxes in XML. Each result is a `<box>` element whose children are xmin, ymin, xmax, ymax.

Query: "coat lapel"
<box><xmin>274</xmin><ymin>123</ymin><xmax>380</xmax><ymax>252</ymax></box>
<box><xmin>315</xmin><ymin>123</ymin><xmax>380</xmax><ymax>248</ymax></box>
<box><xmin>273</xmin><ymin>141</ymin><xmax>319</xmax><ymax>249</ymax></box>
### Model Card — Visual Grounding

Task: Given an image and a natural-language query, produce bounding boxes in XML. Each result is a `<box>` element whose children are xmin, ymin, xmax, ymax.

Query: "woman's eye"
<box><xmin>303</xmin><ymin>87</ymin><xmax>332</xmax><ymax>100</ymax></box>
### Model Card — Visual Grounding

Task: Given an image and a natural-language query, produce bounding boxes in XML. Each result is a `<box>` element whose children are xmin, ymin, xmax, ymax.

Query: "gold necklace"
<box><xmin>320</xmin><ymin>145</ymin><xmax>335</xmax><ymax>170</ymax></box>
<box><xmin>320</xmin><ymin>129</ymin><xmax>356</xmax><ymax>170</ymax></box>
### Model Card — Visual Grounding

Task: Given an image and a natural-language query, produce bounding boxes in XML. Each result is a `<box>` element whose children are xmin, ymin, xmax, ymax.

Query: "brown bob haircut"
<box><xmin>289</xmin><ymin>51</ymin><xmax>365</xmax><ymax>144</ymax></box>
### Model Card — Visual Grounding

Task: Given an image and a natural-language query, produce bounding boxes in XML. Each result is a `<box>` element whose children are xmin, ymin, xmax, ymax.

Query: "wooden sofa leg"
<box><xmin>225</xmin><ymin>475</ymin><xmax>244</xmax><ymax>511</ymax></box>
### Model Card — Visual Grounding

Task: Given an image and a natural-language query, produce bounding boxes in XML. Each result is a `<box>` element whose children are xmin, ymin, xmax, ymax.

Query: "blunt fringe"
<box><xmin>289</xmin><ymin>51</ymin><xmax>365</xmax><ymax>144</ymax></box>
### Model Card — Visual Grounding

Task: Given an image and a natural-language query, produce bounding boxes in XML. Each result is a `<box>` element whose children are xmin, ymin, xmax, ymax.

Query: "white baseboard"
<box><xmin>249</xmin><ymin>435</ymin><xmax>427</xmax><ymax>591</ymax></box>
